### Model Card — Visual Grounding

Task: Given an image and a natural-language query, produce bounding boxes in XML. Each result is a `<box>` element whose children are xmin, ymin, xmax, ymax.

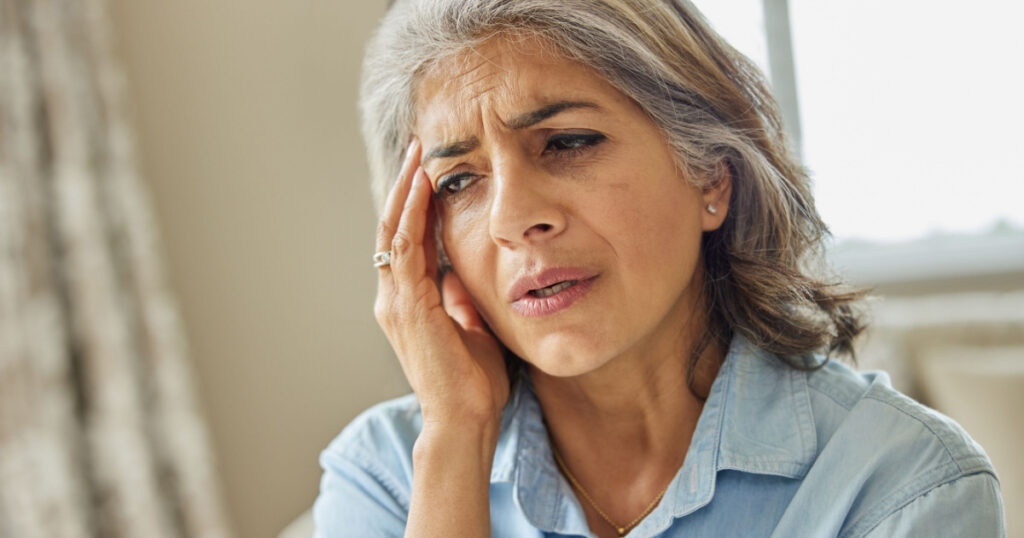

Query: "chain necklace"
<box><xmin>551</xmin><ymin>446</ymin><xmax>669</xmax><ymax>537</ymax></box>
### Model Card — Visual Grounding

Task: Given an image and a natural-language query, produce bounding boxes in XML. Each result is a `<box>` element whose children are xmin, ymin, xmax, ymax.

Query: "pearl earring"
<box><xmin>706</xmin><ymin>204</ymin><xmax>718</xmax><ymax>215</ymax></box>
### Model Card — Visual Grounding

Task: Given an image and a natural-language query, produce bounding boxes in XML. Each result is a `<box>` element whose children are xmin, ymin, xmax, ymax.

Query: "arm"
<box><xmin>406</xmin><ymin>423</ymin><xmax>500</xmax><ymax>536</ymax></box>
<box><xmin>862</xmin><ymin>472</ymin><xmax>1005</xmax><ymax>538</ymax></box>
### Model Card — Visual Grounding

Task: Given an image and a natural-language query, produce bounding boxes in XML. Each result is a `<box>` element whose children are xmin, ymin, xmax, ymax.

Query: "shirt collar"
<box><xmin>490</xmin><ymin>334</ymin><xmax>819</xmax><ymax>534</ymax></box>
<box><xmin>712</xmin><ymin>335</ymin><xmax>818</xmax><ymax>479</ymax></box>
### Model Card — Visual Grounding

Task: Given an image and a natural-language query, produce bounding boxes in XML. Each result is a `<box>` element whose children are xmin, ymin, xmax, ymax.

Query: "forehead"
<box><xmin>413</xmin><ymin>35</ymin><xmax>627</xmax><ymax>133</ymax></box>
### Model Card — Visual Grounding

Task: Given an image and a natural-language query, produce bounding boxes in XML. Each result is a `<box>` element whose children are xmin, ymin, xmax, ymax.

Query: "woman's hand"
<box><xmin>374</xmin><ymin>139</ymin><xmax>510</xmax><ymax>431</ymax></box>
<box><xmin>375</xmin><ymin>139</ymin><xmax>509</xmax><ymax>535</ymax></box>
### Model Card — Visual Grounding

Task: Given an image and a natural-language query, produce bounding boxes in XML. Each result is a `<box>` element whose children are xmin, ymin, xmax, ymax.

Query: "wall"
<box><xmin>105</xmin><ymin>2</ymin><xmax>407</xmax><ymax>536</ymax></box>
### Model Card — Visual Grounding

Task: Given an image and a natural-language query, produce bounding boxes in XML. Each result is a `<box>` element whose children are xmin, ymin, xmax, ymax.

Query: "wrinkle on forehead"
<box><xmin>427</xmin><ymin>45</ymin><xmax>515</xmax><ymax>108</ymax></box>
<box><xmin>420</xmin><ymin>31</ymin><xmax>559</xmax><ymax>87</ymax></box>
<box><xmin>412</xmin><ymin>33</ymin><xmax>565</xmax><ymax>128</ymax></box>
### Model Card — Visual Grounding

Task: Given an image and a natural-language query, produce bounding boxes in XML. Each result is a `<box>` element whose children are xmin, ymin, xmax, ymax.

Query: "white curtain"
<box><xmin>0</xmin><ymin>0</ymin><xmax>233</xmax><ymax>536</ymax></box>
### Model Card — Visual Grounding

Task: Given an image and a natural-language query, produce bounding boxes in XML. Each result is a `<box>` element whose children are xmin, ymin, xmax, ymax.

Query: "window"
<box><xmin>697</xmin><ymin>0</ymin><xmax>1024</xmax><ymax>244</ymax></box>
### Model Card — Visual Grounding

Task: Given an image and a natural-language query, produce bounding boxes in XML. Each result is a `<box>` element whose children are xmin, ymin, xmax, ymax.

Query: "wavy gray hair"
<box><xmin>360</xmin><ymin>0</ymin><xmax>865</xmax><ymax>364</ymax></box>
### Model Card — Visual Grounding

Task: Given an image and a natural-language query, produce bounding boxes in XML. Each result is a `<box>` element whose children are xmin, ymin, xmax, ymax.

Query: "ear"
<box><xmin>700</xmin><ymin>161</ymin><xmax>732</xmax><ymax>232</ymax></box>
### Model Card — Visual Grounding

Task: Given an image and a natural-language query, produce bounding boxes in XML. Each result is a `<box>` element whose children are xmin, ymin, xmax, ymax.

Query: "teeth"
<box><xmin>531</xmin><ymin>280</ymin><xmax>577</xmax><ymax>298</ymax></box>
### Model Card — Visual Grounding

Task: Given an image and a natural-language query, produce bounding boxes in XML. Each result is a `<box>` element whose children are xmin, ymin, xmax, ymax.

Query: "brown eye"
<box><xmin>436</xmin><ymin>172</ymin><xmax>476</xmax><ymax>197</ymax></box>
<box><xmin>545</xmin><ymin>133</ymin><xmax>606</xmax><ymax>153</ymax></box>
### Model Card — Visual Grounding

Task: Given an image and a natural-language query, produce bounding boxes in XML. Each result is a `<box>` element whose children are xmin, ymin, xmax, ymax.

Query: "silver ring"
<box><xmin>373</xmin><ymin>250</ymin><xmax>392</xmax><ymax>268</ymax></box>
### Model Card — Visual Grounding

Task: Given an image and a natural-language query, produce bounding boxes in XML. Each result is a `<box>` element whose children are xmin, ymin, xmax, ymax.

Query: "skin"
<box><xmin>374</xmin><ymin>35</ymin><xmax>731</xmax><ymax>538</ymax></box>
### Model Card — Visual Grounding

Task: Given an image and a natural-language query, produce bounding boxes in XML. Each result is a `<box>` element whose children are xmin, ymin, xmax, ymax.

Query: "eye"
<box><xmin>544</xmin><ymin>132</ymin><xmax>606</xmax><ymax>154</ymax></box>
<box><xmin>435</xmin><ymin>172</ymin><xmax>477</xmax><ymax>197</ymax></box>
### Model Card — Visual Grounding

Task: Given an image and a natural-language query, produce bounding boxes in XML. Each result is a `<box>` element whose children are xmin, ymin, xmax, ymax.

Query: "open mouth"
<box><xmin>508</xmin><ymin>268</ymin><xmax>599</xmax><ymax>317</ymax></box>
<box><xmin>528</xmin><ymin>280</ymin><xmax>578</xmax><ymax>298</ymax></box>
<box><xmin>512</xmin><ymin>275</ymin><xmax>597</xmax><ymax>317</ymax></box>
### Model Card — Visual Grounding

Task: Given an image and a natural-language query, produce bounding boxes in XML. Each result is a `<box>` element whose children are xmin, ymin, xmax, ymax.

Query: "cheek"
<box><xmin>440</xmin><ymin>205</ymin><xmax>496</xmax><ymax>302</ymax></box>
<box><xmin>439</xmin><ymin>202</ymin><xmax>489</xmax><ymax>263</ymax></box>
<box><xmin>596</xmin><ymin>180</ymin><xmax>703</xmax><ymax>280</ymax></box>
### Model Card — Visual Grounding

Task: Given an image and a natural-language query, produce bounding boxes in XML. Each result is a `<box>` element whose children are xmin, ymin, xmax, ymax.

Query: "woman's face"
<box><xmin>414</xmin><ymin>36</ymin><xmax>729</xmax><ymax>377</ymax></box>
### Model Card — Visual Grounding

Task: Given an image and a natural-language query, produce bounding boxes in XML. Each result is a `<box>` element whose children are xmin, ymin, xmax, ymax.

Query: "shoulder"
<box><xmin>326</xmin><ymin>393</ymin><xmax>423</xmax><ymax>455</ymax></box>
<box><xmin>802</xmin><ymin>358</ymin><xmax>1001</xmax><ymax>537</ymax></box>
<box><xmin>318</xmin><ymin>393</ymin><xmax>423</xmax><ymax>504</ymax></box>
<box><xmin>312</xmin><ymin>394</ymin><xmax>423</xmax><ymax>535</ymax></box>
<box><xmin>321</xmin><ymin>392</ymin><xmax>422</xmax><ymax>478</ymax></box>
<box><xmin>807</xmin><ymin>358</ymin><xmax>992</xmax><ymax>474</ymax></box>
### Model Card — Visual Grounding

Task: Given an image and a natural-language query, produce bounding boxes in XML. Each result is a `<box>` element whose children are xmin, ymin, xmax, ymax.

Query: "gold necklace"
<box><xmin>551</xmin><ymin>446</ymin><xmax>669</xmax><ymax>537</ymax></box>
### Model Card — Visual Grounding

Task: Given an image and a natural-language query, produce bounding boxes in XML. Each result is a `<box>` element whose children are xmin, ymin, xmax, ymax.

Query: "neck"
<box><xmin>531</xmin><ymin>330</ymin><xmax>723</xmax><ymax>459</ymax></box>
<box><xmin>528</xmin><ymin>314</ymin><xmax>725</xmax><ymax>534</ymax></box>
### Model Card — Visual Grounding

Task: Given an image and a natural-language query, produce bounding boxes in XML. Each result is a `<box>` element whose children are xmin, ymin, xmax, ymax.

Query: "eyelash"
<box><xmin>434</xmin><ymin>133</ymin><xmax>607</xmax><ymax>198</ymax></box>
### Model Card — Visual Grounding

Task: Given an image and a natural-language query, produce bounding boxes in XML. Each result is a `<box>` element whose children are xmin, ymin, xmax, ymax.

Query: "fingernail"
<box><xmin>416</xmin><ymin>167</ymin><xmax>435</xmax><ymax>192</ymax></box>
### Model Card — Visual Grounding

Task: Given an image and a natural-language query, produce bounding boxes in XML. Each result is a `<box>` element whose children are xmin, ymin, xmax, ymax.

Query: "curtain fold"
<box><xmin>0</xmin><ymin>0</ymin><xmax>233</xmax><ymax>536</ymax></box>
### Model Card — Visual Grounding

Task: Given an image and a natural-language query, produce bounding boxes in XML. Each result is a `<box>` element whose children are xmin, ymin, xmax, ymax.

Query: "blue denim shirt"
<box><xmin>313</xmin><ymin>336</ymin><xmax>1005</xmax><ymax>537</ymax></box>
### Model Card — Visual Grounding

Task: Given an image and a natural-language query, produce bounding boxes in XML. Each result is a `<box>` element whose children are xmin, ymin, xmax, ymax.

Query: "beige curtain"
<box><xmin>0</xmin><ymin>0</ymin><xmax>233</xmax><ymax>536</ymax></box>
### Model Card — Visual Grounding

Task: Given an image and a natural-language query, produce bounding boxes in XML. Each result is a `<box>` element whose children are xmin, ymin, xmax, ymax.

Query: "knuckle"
<box><xmin>391</xmin><ymin>232</ymin><xmax>413</xmax><ymax>256</ymax></box>
<box><xmin>373</xmin><ymin>300</ymin><xmax>388</xmax><ymax>325</ymax></box>
<box><xmin>373</xmin><ymin>294</ymin><xmax>399</xmax><ymax>326</ymax></box>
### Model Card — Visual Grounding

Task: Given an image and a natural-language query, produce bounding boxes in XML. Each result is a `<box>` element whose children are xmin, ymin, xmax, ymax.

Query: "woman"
<box><xmin>314</xmin><ymin>0</ymin><xmax>1005</xmax><ymax>536</ymax></box>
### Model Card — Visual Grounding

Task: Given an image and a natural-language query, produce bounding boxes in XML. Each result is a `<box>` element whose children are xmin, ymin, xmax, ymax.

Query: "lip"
<box><xmin>508</xmin><ymin>267</ymin><xmax>599</xmax><ymax>318</ymax></box>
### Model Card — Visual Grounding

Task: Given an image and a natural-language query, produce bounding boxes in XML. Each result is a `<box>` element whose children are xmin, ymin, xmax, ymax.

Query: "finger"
<box><xmin>442</xmin><ymin>271</ymin><xmax>487</xmax><ymax>333</ymax></box>
<box><xmin>390</xmin><ymin>167</ymin><xmax>432</xmax><ymax>285</ymax></box>
<box><xmin>376</xmin><ymin>139</ymin><xmax>421</xmax><ymax>253</ymax></box>
<box><xmin>375</xmin><ymin>141</ymin><xmax>419</xmax><ymax>308</ymax></box>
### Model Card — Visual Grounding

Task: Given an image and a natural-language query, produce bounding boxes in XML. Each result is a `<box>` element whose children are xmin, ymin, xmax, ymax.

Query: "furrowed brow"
<box><xmin>420</xmin><ymin>101</ymin><xmax>599</xmax><ymax>166</ymax></box>
<box><xmin>505</xmin><ymin>101</ymin><xmax>600</xmax><ymax>130</ymax></box>
<box><xmin>422</xmin><ymin>138</ymin><xmax>480</xmax><ymax>167</ymax></box>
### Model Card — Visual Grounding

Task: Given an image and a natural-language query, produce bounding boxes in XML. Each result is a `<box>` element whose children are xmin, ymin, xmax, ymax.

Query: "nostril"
<box><xmin>530</xmin><ymin>223</ymin><xmax>553</xmax><ymax>234</ymax></box>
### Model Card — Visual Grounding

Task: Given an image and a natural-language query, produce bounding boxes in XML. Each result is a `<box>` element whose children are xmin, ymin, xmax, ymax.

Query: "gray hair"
<box><xmin>360</xmin><ymin>0</ymin><xmax>865</xmax><ymax>362</ymax></box>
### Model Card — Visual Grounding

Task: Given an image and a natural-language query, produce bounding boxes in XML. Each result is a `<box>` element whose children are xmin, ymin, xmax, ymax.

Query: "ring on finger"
<box><xmin>373</xmin><ymin>250</ymin><xmax>392</xmax><ymax>268</ymax></box>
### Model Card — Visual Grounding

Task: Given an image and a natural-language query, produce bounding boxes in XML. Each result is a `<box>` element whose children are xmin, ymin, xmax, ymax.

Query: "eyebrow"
<box><xmin>505</xmin><ymin>100</ymin><xmax>600</xmax><ymax>129</ymax></box>
<box><xmin>421</xmin><ymin>100</ymin><xmax>601</xmax><ymax>166</ymax></box>
<box><xmin>422</xmin><ymin>138</ymin><xmax>480</xmax><ymax>165</ymax></box>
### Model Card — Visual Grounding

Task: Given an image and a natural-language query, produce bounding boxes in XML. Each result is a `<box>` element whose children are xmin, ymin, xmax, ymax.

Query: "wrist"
<box><xmin>414</xmin><ymin>419</ymin><xmax>501</xmax><ymax>466</ymax></box>
<box><xmin>419</xmin><ymin>397</ymin><xmax>504</xmax><ymax>433</ymax></box>
<box><xmin>407</xmin><ymin>416</ymin><xmax>497</xmax><ymax>536</ymax></box>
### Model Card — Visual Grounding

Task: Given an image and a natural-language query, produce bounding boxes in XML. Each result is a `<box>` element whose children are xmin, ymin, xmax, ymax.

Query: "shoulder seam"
<box><xmin>864</xmin><ymin>393</ymin><xmax>957</xmax><ymax>465</ymax></box>
<box><xmin>842</xmin><ymin>468</ymin><xmax>998</xmax><ymax>538</ymax></box>
<box><xmin>861</xmin><ymin>393</ymin><xmax>988</xmax><ymax>474</ymax></box>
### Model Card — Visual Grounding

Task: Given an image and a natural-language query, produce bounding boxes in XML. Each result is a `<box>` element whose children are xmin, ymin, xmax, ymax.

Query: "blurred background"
<box><xmin>2</xmin><ymin>0</ymin><xmax>1021</xmax><ymax>537</ymax></box>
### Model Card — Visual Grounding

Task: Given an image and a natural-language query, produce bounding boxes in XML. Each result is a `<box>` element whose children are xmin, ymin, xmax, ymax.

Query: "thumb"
<box><xmin>441</xmin><ymin>271</ymin><xmax>487</xmax><ymax>332</ymax></box>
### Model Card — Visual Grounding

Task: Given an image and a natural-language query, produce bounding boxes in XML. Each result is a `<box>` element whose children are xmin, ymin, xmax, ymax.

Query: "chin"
<box><xmin>519</xmin><ymin>336</ymin><xmax>615</xmax><ymax>378</ymax></box>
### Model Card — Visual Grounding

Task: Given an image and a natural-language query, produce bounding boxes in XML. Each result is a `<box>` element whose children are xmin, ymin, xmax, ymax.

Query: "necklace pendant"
<box><xmin>617</xmin><ymin>527</ymin><xmax>627</xmax><ymax>536</ymax></box>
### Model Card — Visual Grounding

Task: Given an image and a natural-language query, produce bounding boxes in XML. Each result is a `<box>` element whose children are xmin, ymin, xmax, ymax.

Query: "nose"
<box><xmin>488</xmin><ymin>157</ymin><xmax>567</xmax><ymax>248</ymax></box>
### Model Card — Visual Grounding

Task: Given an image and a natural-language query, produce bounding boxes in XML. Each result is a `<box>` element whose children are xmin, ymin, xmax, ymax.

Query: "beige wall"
<box><xmin>106</xmin><ymin>2</ymin><xmax>407</xmax><ymax>536</ymax></box>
